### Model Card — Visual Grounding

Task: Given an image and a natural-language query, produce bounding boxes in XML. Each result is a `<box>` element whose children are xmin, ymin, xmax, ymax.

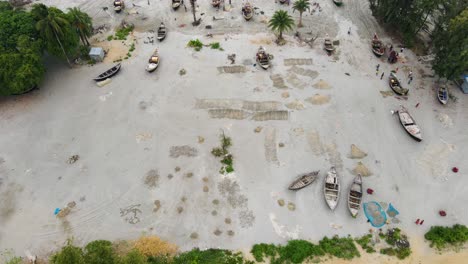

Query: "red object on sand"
<box><xmin>452</xmin><ymin>167</ymin><xmax>459</xmax><ymax>173</ymax></box>
<box><xmin>415</xmin><ymin>219</ymin><xmax>420</xmax><ymax>224</ymax></box>
<box><xmin>367</xmin><ymin>188</ymin><xmax>374</xmax><ymax>194</ymax></box>
<box><xmin>439</xmin><ymin>210</ymin><xmax>447</xmax><ymax>217</ymax></box>
<box><xmin>420</xmin><ymin>220</ymin><xmax>425</xmax><ymax>225</ymax></box>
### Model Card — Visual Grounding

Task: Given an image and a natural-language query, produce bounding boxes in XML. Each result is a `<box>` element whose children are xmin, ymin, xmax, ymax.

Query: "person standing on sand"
<box><xmin>381</xmin><ymin>72</ymin><xmax>384</xmax><ymax>79</ymax></box>
<box><xmin>408</xmin><ymin>71</ymin><xmax>413</xmax><ymax>84</ymax></box>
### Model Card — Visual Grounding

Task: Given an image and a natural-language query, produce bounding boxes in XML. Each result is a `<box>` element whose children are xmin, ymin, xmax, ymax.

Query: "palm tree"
<box><xmin>67</xmin><ymin>7</ymin><xmax>93</xmax><ymax>46</ymax></box>
<box><xmin>268</xmin><ymin>10</ymin><xmax>295</xmax><ymax>43</ymax></box>
<box><xmin>190</xmin><ymin>0</ymin><xmax>199</xmax><ymax>26</ymax></box>
<box><xmin>292</xmin><ymin>0</ymin><xmax>310</xmax><ymax>27</ymax></box>
<box><xmin>36</xmin><ymin>9</ymin><xmax>72</xmax><ymax>67</ymax></box>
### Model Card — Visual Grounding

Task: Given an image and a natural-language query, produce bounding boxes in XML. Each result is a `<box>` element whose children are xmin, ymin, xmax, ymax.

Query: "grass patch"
<box><xmin>115</xmin><ymin>25</ymin><xmax>134</xmax><ymax>40</ymax></box>
<box><xmin>355</xmin><ymin>234</ymin><xmax>376</xmax><ymax>253</ymax></box>
<box><xmin>211</xmin><ymin>132</ymin><xmax>234</xmax><ymax>174</ymax></box>
<box><xmin>251</xmin><ymin>243</ymin><xmax>277</xmax><ymax>262</ymax></box>
<box><xmin>378</xmin><ymin>228</ymin><xmax>411</xmax><ymax>260</ymax></box>
<box><xmin>319</xmin><ymin>236</ymin><xmax>360</xmax><ymax>260</ymax></box>
<box><xmin>187</xmin><ymin>39</ymin><xmax>204</xmax><ymax>51</ymax></box>
<box><xmin>425</xmin><ymin>224</ymin><xmax>468</xmax><ymax>250</ymax></box>
<box><xmin>210</xmin><ymin>42</ymin><xmax>222</xmax><ymax>50</ymax></box>
<box><xmin>129</xmin><ymin>43</ymin><xmax>135</xmax><ymax>52</ymax></box>
<box><xmin>107</xmin><ymin>35</ymin><xmax>113</xmax><ymax>41</ymax></box>
<box><xmin>174</xmin><ymin>248</ymin><xmax>251</xmax><ymax>264</ymax></box>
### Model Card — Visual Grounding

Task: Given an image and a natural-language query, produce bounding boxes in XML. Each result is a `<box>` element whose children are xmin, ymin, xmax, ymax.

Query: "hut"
<box><xmin>89</xmin><ymin>47</ymin><xmax>105</xmax><ymax>62</ymax></box>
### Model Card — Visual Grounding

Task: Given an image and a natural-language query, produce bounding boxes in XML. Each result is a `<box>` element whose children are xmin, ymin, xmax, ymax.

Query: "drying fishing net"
<box><xmin>363</xmin><ymin>201</ymin><xmax>387</xmax><ymax>227</ymax></box>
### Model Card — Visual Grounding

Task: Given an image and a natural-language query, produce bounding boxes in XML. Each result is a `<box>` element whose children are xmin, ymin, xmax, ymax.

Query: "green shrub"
<box><xmin>210</xmin><ymin>42</ymin><xmax>221</xmax><ymax>49</ymax></box>
<box><xmin>250</xmin><ymin>243</ymin><xmax>277</xmax><ymax>262</ymax></box>
<box><xmin>355</xmin><ymin>234</ymin><xmax>376</xmax><ymax>253</ymax></box>
<box><xmin>425</xmin><ymin>224</ymin><xmax>468</xmax><ymax>250</ymax></box>
<box><xmin>174</xmin><ymin>248</ymin><xmax>247</xmax><ymax>264</ymax></box>
<box><xmin>107</xmin><ymin>35</ymin><xmax>113</xmax><ymax>41</ymax></box>
<box><xmin>187</xmin><ymin>39</ymin><xmax>203</xmax><ymax>51</ymax></box>
<box><xmin>121</xmin><ymin>249</ymin><xmax>147</xmax><ymax>264</ymax></box>
<box><xmin>5</xmin><ymin>257</ymin><xmax>22</xmax><ymax>264</ymax></box>
<box><xmin>115</xmin><ymin>25</ymin><xmax>134</xmax><ymax>40</ymax></box>
<box><xmin>129</xmin><ymin>43</ymin><xmax>135</xmax><ymax>52</ymax></box>
<box><xmin>279</xmin><ymin>240</ymin><xmax>324</xmax><ymax>263</ymax></box>
<box><xmin>50</xmin><ymin>244</ymin><xmax>85</xmax><ymax>264</ymax></box>
<box><xmin>211</xmin><ymin>147</ymin><xmax>225</xmax><ymax>157</ymax></box>
<box><xmin>84</xmin><ymin>240</ymin><xmax>117</xmax><ymax>264</ymax></box>
<box><xmin>385</xmin><ymin>228</ymin><xmax>402</xmax><ymax>246</ymax></box>
<box><xmin>147</xmin><ymin>255</ymin><xmax>172</xmax><ymax>264</ymax></box>
<box><xmin>319</xmin><ymin>236</ymin><xmax>360</xmax><ymax>260</ymax></box>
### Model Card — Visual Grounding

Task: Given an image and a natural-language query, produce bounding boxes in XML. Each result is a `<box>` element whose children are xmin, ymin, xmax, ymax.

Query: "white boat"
<box><xmin>348</xmin><ymin>174</ymin><xmax>363</xmax><ymax>217</ymax></box>
<box><xmin>395</xmin><ymin>105</ymin><xmax>422</xmax><ymax>142</ymax></box>
<box><xmin>157</xmin><ymin>22</ymin><xmax>167</xmax><ymax>41</ymax></box>
<box><xmin>437</xmin><ymin>85</ymin><xmax>448</xmax><ymax>105</ymax></box>
<box><xmin>113</xmin><ymin>0</ymin><xmax>124</xmax><ymax>13</ymax></box>
<box><xmin>324</xmin><ymin>166</ymin><xmax>340</xmax><ymax>210</ymax></box>
<box><xmin>146</xmin><ymin>50</ymin><xmax>160</xmax><ymax>72</ymax></box>
<box><xmin>256</xmin><ymin>46</ymin><xmax>270</xmax><ymax>70</ymax></box>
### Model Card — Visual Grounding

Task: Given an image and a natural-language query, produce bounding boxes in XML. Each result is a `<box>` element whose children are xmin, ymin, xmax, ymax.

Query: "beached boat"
<box><xmin>113</xmin><ymin>0</ymin><xmax>125</xmax><ymax>13</ymax></box>
<box><xmin>324</xmin><ymin>35</ymin><xmax>335</xmax><ymax>52</ymax></box>
<box><xmin>146</xmin><ymin>50</ymin><xmax>160</xmax><ymax>72</ymax></box>
<box><xmin>324</xmin><ymin>166</ymin><xmax>340</xmax><ymax>210</ymax></box>
<box><xmin>93</xmin><ymin>63</ymin><xmax>121</xmax><ymax>81</ymax></box>
<box><xmin>242</xmin><ymin>3</ymin><xmax>253</xmax><ymax>21</ymax></box>
<box><xmin>389</xmin><ymin>72</ymin><xmax>409</xmax><ymax>96</ymax></box>
<box><xmin>279</xmin><ymin>0</ymin><xmax>287</xmax><ymax>4</ymax></box>
<box><xmin>395</xmin><ymin>105</ymin><xmax>422</xmax><ymax>142</ymax></box>
<box><xmin>333</xmin><ymin>0</ymin><xmax>343</xmax><ymax>6</ymax></box>
<box><xmin>212</xmin><ymin>0</ymin><xmax>221</xmax><ymax>8</ymax></box>
<box><xmin>157</xmin><ymin>22</ymin><xmax>167</xmax><ymax>41</ymax></box>
<box><xmin>437</xmin><ymin>85</ymin><xmax>448</xmax><ymax>105</ymax></box>
<box><xmin>256</xmin><ymin>46</ymin><xmax>270</xmax><ymax>69</ymax></box>
<box><xmin>371</xmin><ymin>34</ymin><xmax>385</xmax><ymax>57</ymax></box>
<box><xmin>288</xmin><ymin>171</ymin><xmax>319</xmax><ymax>190</ymax></box>
<box><xmin>172</xmin><ymin>0</ymin><xmax>182</xmax><ymax>10</ymax></box>
<box><xmin>348</xmin><ymin>174</ymin><xmax>363</xmax><ymax>217</ymax></box>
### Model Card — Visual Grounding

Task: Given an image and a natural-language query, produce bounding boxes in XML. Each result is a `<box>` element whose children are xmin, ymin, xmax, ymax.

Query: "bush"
<box><xmin>50</xmin><ymin>244</ymin><xmax>85</xmax><ymax>264</ymax></box>
<box><xmin>5</xmin><ymin>257</ymin><xmax>22</xmax><ymax>264</ymax></box>
<box><xmin>84</xmin><ymin>240</ymin><xmax>117</xmax><ymax>264</ymax></box>
<box><xmin>250</xmin><ymin>243</ymin><xmax>277</xmax><ymax>262</ymax></box>
<box><xmin>134</xmin><ymin>236</ymin><xmax>178</xmax><ymax>258</ymax></box>
<box><xmin>355</xmin><ymin>234</ymin><xmax>376</xmax><ymax>253</ymax></box>
<box><xmin>115</xmin><ymin>25</ymin><xmax>134</xmax><ymax>40</ymax></box>
<box><xmin>107</xmin><ymin>35</ymin><xmax>113</xmax><ymax>41</ymax></box>
<box><xmin>187</xmin><ymin>39</ymin><xmax>203</xmax><ymax>51</ymax></box>
<box><xmin>211</xmin><ymin>147</ymin><xmax>225</xmax><ymax>157</ymax></box>
<box><xmin>279</xmin><ymin>240</ymin><xmax>324</xmax><ymax>263</ymax></box>
<box><xmin>129</xmin><ymin>43</ymin><xmax>135</xmax><ymax>52</ymax></box>
<box><xmin>424</xmin><ymin>224</ymin><xmax>468</xmax><ymax>250</ymax></box>
<box><xmin>174</xmin><ymin>248</ymin><xmax>247</xmax><ymax>264</ymax></box>
<box><xmin>210</xmin><ymin>42</ymin><xmax>221</xmax><ymax>49</ymax></box>
<box><xmin>121</xmin><ymin>249</ymin><xmax>147</xmax><ymax>264</ymax></box>
<box><xmin>319</xmin><ymin>236</ymin><xmax>360</xmax><ymax>260</ymax></box>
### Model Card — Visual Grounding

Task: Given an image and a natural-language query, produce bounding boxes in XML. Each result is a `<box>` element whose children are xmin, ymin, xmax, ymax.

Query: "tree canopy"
<box><xmin>268</xmin><ymin>10</ymin><xmax>295</xmax><ymax>43</ymax></box>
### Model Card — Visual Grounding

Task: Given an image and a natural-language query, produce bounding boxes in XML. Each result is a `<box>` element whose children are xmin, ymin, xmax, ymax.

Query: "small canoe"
<box><xmin>324</xmin><ymin>166</ymin><xmax>340</xmax><ymax>210</ymax></box>
<box><xmin>146</xmin><ymin>50</ymin><xmax>160</xmax><ymax>72</ymax></box>
<box><xmin>389</xmin><ymin>72</ymin><xmax>409</xmax><ymax>96</ymax></box>
<box><xmin>324</xmin><ymin>35</ymin><xmax>335</xmax><ymax>52</ymax></box>
<box><xmin>256</xmin><ymin>46</ymin><xmax>270</xmax><ymax>70</ymax></box>
<box><xmin>437</xmin><ymin>85</ymin><xmax>448</xmax><ymax>105</ymax></box>
<box><xmin>279</xmin><ymin>0</ymin><xmax>287</xmax><ymax>4</ymax></box>
<box><xmin>348</xmin><ymin>174</ymin><xmax>363</xmax><ymax>217</ymax></box>
<box><xmin>396</xmin><ymin>105</ymin><xmax>422</xmax><ymax>142</ymax></box>
<box><xmin>114</xmin><ymin>0</ymin><xmax>124</xmax><ymax>13</ymax></box>
<box><xmin>94</xmin><ymin>63</ymin><xmax>121</xmax><ymax>81</ymax></box>
<box><xmin>172</xmin><ymin>0</ymin><xmax>181</xmax><ymax>10</ymax></box>
<box><xmin>157</xmin><ymin>22</ymin><xmax>167</xmax><ymax>41</ymax></box>
<box><xmin>289</xmin><ymin>171</ymin><xmax>319</xmax><ymax>190</ymax></box>
<box><xmin>212</xmin><ymin>0</ymin><xmax>221</xmax><ymax>8</ymax></box>
<box><xmin>242</xmin><ymin>3</ymin><xmax>253</xmax><ymax>21</ymax></box>
<box><xmin>333</xmin><ymin>0</ymin><xmax>343</xmax><ymax>6</ymax></box>
<box><xmin>371</xmin><ymin>35</ymin><xmax>385</xmax><ymax>57</ymax></box>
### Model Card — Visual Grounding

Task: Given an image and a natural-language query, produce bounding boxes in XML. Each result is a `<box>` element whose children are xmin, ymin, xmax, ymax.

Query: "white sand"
<box><xmin>1</xmin><ymin>0</ymin><xmax>468</xmax><ymax>260</ymax></box>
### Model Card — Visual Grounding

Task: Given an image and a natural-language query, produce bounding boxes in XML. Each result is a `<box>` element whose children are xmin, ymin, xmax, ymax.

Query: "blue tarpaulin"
<box><xmin>363</xmin><ymin>201</ymin><xmax>387</xmax><ymax>227</ymax></box>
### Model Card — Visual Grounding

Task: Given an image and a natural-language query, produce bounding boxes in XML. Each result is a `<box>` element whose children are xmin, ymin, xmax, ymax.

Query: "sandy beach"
<box><xmin>0</xmin><ymin>0</ymin><xmax>467</xmax><ymax>261</ymax></box>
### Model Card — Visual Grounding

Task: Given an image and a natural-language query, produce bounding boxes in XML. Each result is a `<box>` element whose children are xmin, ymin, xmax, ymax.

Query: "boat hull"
<box><xmin>372</xmin><ymin>48</ymin><xmax>384</xmax><ymax>57</ymax></box>
<box><xmin>146</xmin><ymin>63</ymin><xmax>159</xmax><ymax>72</ymax></box>
<box><xmin>93</xmin><ymin>64</ymin><xmax>121</xmax><ymax>82</ymax></box>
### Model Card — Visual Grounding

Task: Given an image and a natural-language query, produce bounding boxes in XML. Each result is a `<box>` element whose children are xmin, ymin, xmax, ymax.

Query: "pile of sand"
<box><xmin>306</xmin><ymin>94</ymin><xmax>331</xmax><ymax>105</ymax></box>
<box><xmin>349</xmin><ymin>144</ymin><xmax>367</xmax><ymax>159</ymax></box>
<box><xmin>313</xmin><ymin>79</ymin><xmax>331</xmax><ymax>89</ymax></box>
<box><xmin>285</xmin><ymin>100</ymin><xmax>305</xmax><ymax>110</ymax></box>
<box><xmin>353</xmin><ymin>162</ymin><xmax>372</xmax><ymax>176</ymax></box>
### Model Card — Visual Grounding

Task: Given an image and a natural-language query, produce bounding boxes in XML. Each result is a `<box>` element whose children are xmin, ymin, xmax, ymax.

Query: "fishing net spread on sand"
<box><xmin>349</xmin><ymin>144</ymin><xmax>367</xmax><ymax>159</ymax></box>
<box><xmin>208</xmin><ymin>109</ymin><xmax>249</xmax><ymax>120</ymax></box>
<box><xmin>285</xmin><ymin>100</ymin><xmax>305</xmax><ymax>110</ymax></box>
<box><xmin>353</xmin><ymin>162</ymin><xmax>372</xmax><ymax>176</ymax></box>
<box><xmin>313</xmin><ymin>79</ymin><xmax>331</xmax><ymax>89</ymax></box>
<box><xmin>252</xmin><ymin>111</ymin><xmax>289</xmax><ymax>121</ymax></box>
<box><xmin>306</xmin><ymin>94</ymin><xmax>331</xmax><ymax>105</ymax></box>
<box><xmin>364</xmin><ymin>202</ymin><xmax>387</xmax><ymax>227</ymax></box>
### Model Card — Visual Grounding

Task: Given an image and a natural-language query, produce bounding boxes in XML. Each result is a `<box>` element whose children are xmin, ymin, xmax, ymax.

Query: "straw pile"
<box><xmin>353</xmin><ymin>162</ymin><xmax>372</xmax><ymax>176</ymax></box>
<box><xmin>306</xmin><ymin>94</ymin><xmax>330</xmax><ymax>105</ymax></box>
<box><xmin>349</xmin><ymin>144</ymin><xmax>367</xmax><ymax>159</ymax></box>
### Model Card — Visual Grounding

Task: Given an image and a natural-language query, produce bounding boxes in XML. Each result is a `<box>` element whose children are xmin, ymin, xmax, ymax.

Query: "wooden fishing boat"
<box><xmin>279</xmin><ymin>0</ymin><xmax>287</xmax><ymax>4</ymax></box>
<box><xmin>93</xmin><ymin>63</ymin><xmax>121</xmax><ymax>81</ymax></box>
<box><xmin>157</xmin><ymin>22</ymin><xmax>167</xmax><ymax>41</ymax></box>
<box><xmin>348</xmin><ymin>174</ymin><xmax>363</xmax><ymax>217</ymax></box>
<box><xmin>288</xmin><ymin>171</ymin><xmax>319</xmax><ymax>190</ymax></box>
<box><xmin>333</xmin><ymin>0</ymin><xmax>343</xmax><ymax>6</ymax></box>
<box><xmin>389</xmin><ymin>72</ymin><xmax>409</xmax><ymax>96</ymax></box>
<box><xmin>256</xmin><ymin>46</ymin><xmax>270</xmax><ymax>70</ymax></box>
<box><xmin>324</xmin><ymin>35</ymin><xmax>335</xmax><ymax>52</ymax></box>
<box><xmin>371</xmin><ymin>34</ymin><xmax>385</xmax><ymax>57</ymax></box>
<box><xmin>146</xmin><ymin>50</ymin><xmax>160</xmax><ymax>72</ymax></box>
<box><xmin>212</xmin><ymin>0</ymin><xmax>221</xmax><ymax>8</ymax></box>
<box><xmin>113</xmin><ymin>0</ymin><xmax>124</xmax><ymax>13</ymax></box>
<box><xmin>437</xmin><ymin>85</ymin><xmax>448</xmax><ymax>105</ymax></box>
<box><xmin>324</xmin><ymin>166</ymin><xmax>340</xmax><ymax>210</ymax></box>
<box><xmin>395</xmin><ymin>105</ymin><xmax>422</xmax><ymax>142</ymax></box>
<box><xmin>172</xmin><ymin>0</ymin><xmax>182</xmax><ymax>10</ymax></box>
<box><xmin>242</xmin><ymin>3</ymin><xmax>253</xmax><ymax>21</ymax></box>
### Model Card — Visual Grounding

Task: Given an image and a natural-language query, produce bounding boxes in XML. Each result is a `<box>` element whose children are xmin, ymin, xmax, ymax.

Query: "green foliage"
<box><xmin>278</xmin><ymin>240</ymin><xmax>324</xmax><ymax>263</ymax></box>
<box><xmin>5</xmin><ymin>257</ymin><xmax>22</xmax><ymax>264</ymax></box>
<box><xmin>251</xmin><ymin>243</ymin><xmax>277</xmax><ymax>262</ymax></box>
<box><xmin>67</xmin><ymin>7</ymin><xmax>93</xmax><ymax>46</ymax></box>
<box><xmin>107</xmin><ymin>35</ymin><xmax>114</xmax><ymax>41</ymax></box>
<box><xmin>0</xmin><ymin>6</ymin><xmax>39</xmax><ymax>51</ymax></box>
<box><xmin>84</xmin><ymin>240</ymin><xmax>118</xmax><ymax>264</ymax></box>
<box><xmin>385</xmin><ymin>228</ymin><xmax>402</xmax><ymax>246</ymax></box>
<box><xmin>210</xmin><ymin>42</ymin><xmax>221</xmax><ymax>49</ymax></box>
<box><xmin>211</xmin><ymin>147</ymin><xmax>225</xmax><ymax>157</ymax></box>
<box><xmin>211</xmin><ymin>132</ymin><xmax>234</xmax><ymax>174</ymax></box>
<box><xmin>173</xmin><ymin>248</ymin><xmax>247</xmax><ymax>264</ymax></box>
<box><xmin>50</xmin><ymin>244</ymin><xmax>85</xmax><ymax>264</ymax></box>
<box><xmin>129</xmin><ymin>43</ymin><xmax>135</xmax><ymax>52</ymax></box>
<box><xmin>115</xmin><ymin>25</ymin><xmax>134</xmax><ymax>40</ymax></box>
<box><xmin>187</xmin><ymin>39</ymin><xmax>204</xmax><ymax>51</ymax></box>
<box><xmin>355</xmin><ymin>234</ymin><xmax>376</xmax><ymax>253</ymax></box>
<box><xmin>432</xmin><ymin>8</ymin><xmax>468</xmax><ymax>80</ymax></box>
<box><xmin>319</xmin><ymin>236</ymin><xmax>360</xmax><ymax>260</ymax></box>
<box><xmin>121</xmin><ymin>250</ymin><xmax>147</xmax><ymax>264</ymax></box>
<box><xmin>147</xmin><ymin>255</ymin><xmax>172</xmax><ymax>264</ymax></box>
<box><xmin>380</xmin><ymin>247</ymin><xmax>411</xmax><ymax>260</ymax></box>
<box><xmin>268</xmin><ymin>10</ymin><xmax>295</xmax><ymax>41</ymax></box>
<box><xmin>425</xmin><ymin>224</ymin><xmax>468</xmax><ymax>250</ymax></box>
<box><xmin>292</xmin><ymin>0</ymin><xmax>311</xmax><ymax>27</ymax></box>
